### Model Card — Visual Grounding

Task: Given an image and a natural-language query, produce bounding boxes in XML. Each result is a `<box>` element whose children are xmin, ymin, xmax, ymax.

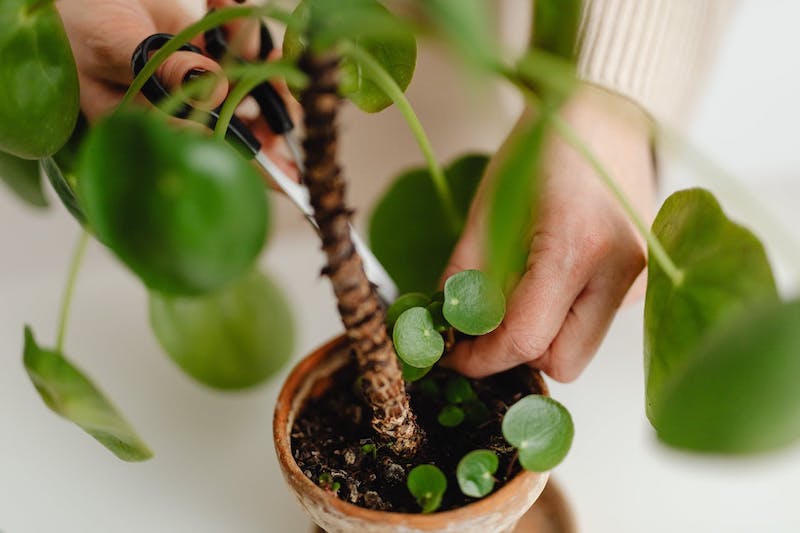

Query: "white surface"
<box><xmin>4</xmin><ymin>2</ymin><xmax>800</xmax><ymax>531</ymax></box>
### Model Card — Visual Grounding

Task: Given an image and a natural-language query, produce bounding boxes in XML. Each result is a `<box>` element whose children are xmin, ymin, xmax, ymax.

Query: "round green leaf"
<box><xmin>0</xmin><ymin>0</ymin><xmax>79</xmax><ymax>158</ymax></box>
<box><xmin>654</xmin><ymin>299</ymin><xmax>800</xmax><ymax>454</ymax></box>
<box><xmin>369</xmin><ymin>154</ymin><xmax>488</xmax><ymax>294</ymax></box>
<box><xmin>645</xmin><ymin>188</ymin><xmax>778</xmax><ymax>421</ymax></box>
<box><xmin>407</xmin><ymin>464</ymin><xmax>447</xmax><ymax>513</ymax></box>
<box><xmin>445</xmin><ymin>376</ymin><xmax>476</xmax><ymax>404</ymax></box>
<box><xmin>0</xmin><ymin>150</ymin><xmax>47</xmax><ymax>208</ymax></box>
<box><xmin>149</xmin><ymin>270</ymin><xmax>294</xmax><ymax>390</ymax></box>
<box><xmin>443</xmin><ymin>270</ymin><xmax>505</xmax><ymax>335</ymax></box>
<box><xmin>502</xmin><ymin>395</ymin><xmax>574</xmax><ymax>472</ymax></box>
<box><xmin>462</xmin><ymin>398</ymin><xmax>491</xmax><ymax>425</ymax></box>
<box><xmin>283</xmin><ymin>0</ymin><xmax>416</xmax><ymax>113</ymax></box>
<box><xmin>456</xmin><ymin>449</ymin><xmax>498</xmax><ymax>498</ymax></box>
<box><xmin>426</xmin><ymin>301</ymin><xmax>449</xmax><ymax>332</ymax></box>
<box><xmin>386</xmin><ymin>292</ymin><xmax>430</xmax><ymax>328</ymax></box>
<box><xmin>401</xmin><ymin>359</ymin><xmax>432</xmax><ymax>382</ymax></box>
<box><xmin>22</xmin><ymin>326</ymin><xmax>152</xmax><ymax>462</ymax></box>
<box><xmin>437</xmin><ymin>405</ymin><xmax>465</xmax><ymax>427</ymax></box>
<box><xmin>392</xmin><ymin>307</ymin><xmax>445</xmax><ymax>368</ymax></box>
<box><xmin>78</xmin><ymin>111</ymin><xmax>268</xmax><ymax>295</ymax></box>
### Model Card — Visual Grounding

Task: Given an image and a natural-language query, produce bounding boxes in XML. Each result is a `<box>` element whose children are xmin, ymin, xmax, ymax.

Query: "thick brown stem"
<box><xmin>299</xmin><ymin>52</ymin><xmax>423</xmax><ymax>457</ymax></box>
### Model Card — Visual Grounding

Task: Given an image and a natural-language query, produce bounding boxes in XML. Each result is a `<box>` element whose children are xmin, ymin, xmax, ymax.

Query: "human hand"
<box><xmin>443</xmin><ymin>87</ymin><xmax>654</xmax><ymax>382</ymax></box>
<box><xmin>56</xmin><ymin>0</ymin><xmax>299</xmax><ymax>178</ymax></box>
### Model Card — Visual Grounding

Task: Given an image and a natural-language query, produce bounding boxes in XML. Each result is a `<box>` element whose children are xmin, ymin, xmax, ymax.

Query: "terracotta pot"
<box><xmin>274</xmin><ymin>335</ymin><xmax>550</xmax><ymax>533</ymax></box>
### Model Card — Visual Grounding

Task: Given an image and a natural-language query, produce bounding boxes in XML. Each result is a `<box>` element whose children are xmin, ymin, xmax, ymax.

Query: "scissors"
<box><xmin>130</xmin><ymin>18</ymin><xmax>398</xmax><ymax>305</ymax></box>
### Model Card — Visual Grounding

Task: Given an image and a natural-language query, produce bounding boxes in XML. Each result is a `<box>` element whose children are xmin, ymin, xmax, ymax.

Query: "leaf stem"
<box><xmin>550</xmin><ymin>115</ymin><xmax>685</xmax><ymax>286</ymax></box>
<box><xmin>214</xmin><ymin>61</ymin><xmax>307</xmax><ymax>139</ymax></box>
<box><xmin>339</xmin><ymin>41</ymin><xmax>462</xmax><ymax>235</ymax></box>
<box><xmin>56</xmin><ymin>231</ymin><xmax>90</xmax><ymax>352</ymax></box>
<box><xmin>118</xmin><ymin>5</ymin><xmax>290</xmax><ymax>109</ymax></box>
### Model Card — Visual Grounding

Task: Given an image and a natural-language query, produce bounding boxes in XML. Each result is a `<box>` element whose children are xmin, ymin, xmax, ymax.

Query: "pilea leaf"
<box><xmin>654</xmin><ymin>299</ymin><xmax>800</xmax><ymax>454</ymax></box>
<box><xmin>0</xmin><ymin>0</ymin><xmax>80</xmax><ymax>158</ymax></box>
<box><xmin>386</xmin><ymin>292</ymin><xmax>430</xmax><ymax>328</ymax></box>
<box><xmin>392</xmin><ymin>307</ymin><xmax>444</xmax><ymax>369</ymax></box>
<box><xmin>437</xmin><ymin>405</ymin><xmax>465</xmax><ymax>427</ymax></box>
<box><xmin>23</xmin><ymin>326</ymin><xmax>152</xmax><ymax>462</ymax></box>
<box><xmin>456</xmin><ymin>449</ymin><xmax>498</xmax><ymax>498</ymax></box>
<box><xmin>443</xmin><ymin>270</ymin><xmax>505</xmax><ymax>335</ymax></box>
<box><xmin>370</xmin><ymin>153</ymin><xmax>488</xmax><ymax>294</ymax></box>
<box><xmin>502</xmin><ymin>395</ymin><xmax>573</xmax><ymax>472</ymax></box>
<box><xmin>644</xmin><ymin>188</ymin><xmax>778</xmax><ymax>422</ymax></box>
<box><xmin>78</xmin><ymin>111</ymin><xmax>268</xmax><ymax>296</ymax></box>
<box><xmin>0</xmin><ymin>150</ymin><xmax>48</xmax><ymax>208</ymax></box>
<box><xmin>401</xmin><ymin>360</ymin><xmax>432</xmax><ymax>382</ymax></box>
<box><xmin>445</xmin><ymin>376</ymin><xmax>476</xmax><ymax>404</ymax></box>
<box><xmin>283</xmin><ymin>0</ymin><xmax>416</xmax><ymax>113</ymax></box>
<box><xmin>40</xmin><ymin>114</ymin><xmax>88</xmax><ymax>223</ymax></box>
<box><xmin>426</xmin><ymin>301</ymin><xmax>449</xmax><ymax>332</ymax></box>
<box><xmin>407</xmin><ymin>464</ymin><xmax>447</xmax><ymax>513</ymax></box>
<box><xmin>486</xmin><ymin>113</ymin><xmax>548</xmax><ymax>291</ymax></box>
<box><xmin>149</xmin><ymin>269</ymin><xmax>295</xmax><ymax>390</ymax></box>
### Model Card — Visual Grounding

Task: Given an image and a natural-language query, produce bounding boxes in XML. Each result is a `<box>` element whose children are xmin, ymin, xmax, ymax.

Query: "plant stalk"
<box><xmin>299</xmin><ymin>51</ymin><xmax>422</xmax><ymax>457</ymax></box>
<box><xmin>56</xmin><ymin>231</ymin><xmax>89</xmax><ymax>352</ymax></box>
<box><xmin>339</xmin><ymin>41</ymin><xmax>462</xmax><ymax>235</ymax></box>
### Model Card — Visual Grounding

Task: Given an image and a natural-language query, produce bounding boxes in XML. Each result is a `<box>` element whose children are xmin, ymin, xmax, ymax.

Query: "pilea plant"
<box><xmin>3</xmin><ymin>0</ymin><xmax>800</xmax><ymax>526</ymax></box>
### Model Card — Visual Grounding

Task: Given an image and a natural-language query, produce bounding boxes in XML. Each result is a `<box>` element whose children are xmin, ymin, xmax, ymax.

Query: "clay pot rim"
<box><xmin>273</xmin><ymin>334</ymin><xmax>549</xmax><ymax>526</ymax></box>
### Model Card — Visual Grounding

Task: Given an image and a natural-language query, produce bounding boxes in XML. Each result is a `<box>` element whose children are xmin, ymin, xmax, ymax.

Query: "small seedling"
<box><xmin>445</xmin><ymin>376</ymin><xmax>477</xmax><ymax>404</ymax></box>
<box><xmin>502</xmin><ymin>395</ymin><xmax>574</xmax><ymax>471</ymax></box>
<box><xmin>407</xmin><ymin>464</ymin><xmax>447</xmax><ymax>513</ymax></box>
<box><xmin>437</xmin><ymin>405</ymin><xmax>465</xmax><ymax>427</ymax></box>
<box><xmin>456</xmin><ymin>450</ymin><xmax>498</xmax><ymax>498</ymax></box>
<box><xmin>318</xmin><ymin>472</ymin><xmax>341</xmax><ymax>494</ymax></box>
<box><xmin>360</xmin><ymin>443</ymin><xmax>378</xmax><ymax>459</ymax></box>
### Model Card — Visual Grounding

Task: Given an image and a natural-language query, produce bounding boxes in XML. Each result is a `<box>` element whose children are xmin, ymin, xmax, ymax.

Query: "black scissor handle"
<box><xmin>130</xmin><ymin>33</ymin><xmax>261</xmax><ymax>158</ymax></box>
<box><xmin>203</xmin><ymin>16</ymin><xmax>294</xmax><ymax>136</ymax></box>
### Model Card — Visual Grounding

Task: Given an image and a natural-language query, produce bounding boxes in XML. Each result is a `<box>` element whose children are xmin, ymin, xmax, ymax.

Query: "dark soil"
<box><xmin>291</xmin><ymin>356</ymin><xmax>543</xmax><ymax>513</ymax></box>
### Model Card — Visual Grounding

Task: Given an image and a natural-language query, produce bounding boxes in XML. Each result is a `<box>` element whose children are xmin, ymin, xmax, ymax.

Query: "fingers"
<box><xmin>443</xmin><ymin>229</ymin><xmax>593</xmax><ymax>379</ymax></box>
<box><xmin>154</xmin><ymin>51</ymin><xmax>228</xmax><ymax>110</ymax></box>
<box><xmin>532</xmin><ymin>258</ymin><xmax>641</xmax><ymax>382</ymax></box>
<box><xmin>207</xmin><ymin>0</ymin><xmax>262</xmax><ymax>60</ymax></box>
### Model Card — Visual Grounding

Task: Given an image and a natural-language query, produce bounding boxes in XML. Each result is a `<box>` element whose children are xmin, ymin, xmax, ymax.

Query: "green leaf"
<box><xmin>644</xmin><ymin>188</ymin><xmax>778</xmax><ymax>421</ymax></box>
<box><xmin>0</xmin><ymin>0</ymin><xmax>79</xmax><ymax>158</ymax></box>
<box><xmin>532</xmin><ymin>0</ymin><xmax>582</xmax><ymax>60</ymax></box>
<box><xmin>502</xmin><ymin>394</ymin><xmax>573</xmax><ymax>472</ymax></box>
<box><xmin>654</xmin><ymin>299</ymin><xmax>800</xmax><ymax>454</ymax></box>
<box><xmin>456</xmin><ymin>449</ymin><xmax>498</xmax><ymax>498</ymax></box>
<box><xmin>462</xmin><ymin>398</ymin><xmax>491</xmax><ymax>425</ymax></box>
<box><xmin>401</xmin><ymin>359</ymin><xmax>432</xmax><ymax>382</ymax></box>
<box><xmin>283</xmin><ymin>0</ymin><xmax>417</xmax><ymax>113</ymax></box>
<box><xmin>386</xmin><ymin>292</ymin><xmax>430</xmax><ymax>328</ymax></box>
<box><xmin>22</xmin><ymin>326</ymin><xmax>152</xmax><ymax>462</ymax></box>
<box><xmin>426</xmin><ymin>301</ymin><xmax>448</xmax><ymax>332</ymax></box>
<box><xmin>443</xmin><ymin>270</ymin><xmax>505</xmax><ymax>335</ymax></box>
<box><xmin>78</xmin><ymin>111</ymin><xmax>268</xmax><ymax>296</ymax></box>
<box><xmin>445</xmin><ymin>376</ymin><xmax>477</xmax><ymax>404</ymax></box>
<box><xmin>370</xmin><ymin>153</ymin><xmax>488</xmax><ymax>294</ymax></box>
<box><xmin>419</xmin><ymin>0</ymin><xmax>498</xmax><ymax>71</ymax></box>
<box><xmin>486</xmin><ymin>113</ymin><xmax>548</xmax><ymax>290</ymax></box>
<box><xmin>392</xmin><ymin>307</ymin><xmax>445</xmax><ymax>368</ymax></box>
<box><xmin>149</xmin><ymin>269</ymin><xmax>294</xmax><ymax>390</ymax></box>
<box><xmin>0</xmin><ymin>150</ymin><xmax>47</xmax><ymax>207</ymax></box>
<box><xmin>407</xmin><ymin>464</ymin><xmax>447</xmax><ymax>513</ymax></box>
<box><xmin>40</xmin><ymin>114</ymin><xmax>87</xmax><ymax>223</ymax></box>
<box><xmin>437</xmin><ymin>405</ymin><xmax>465</xmax><ymax>427</ymax></box>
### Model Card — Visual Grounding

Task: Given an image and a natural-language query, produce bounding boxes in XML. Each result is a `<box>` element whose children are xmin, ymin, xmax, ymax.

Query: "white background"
<box><xmin>2</xmin><ymin>2</ymin><xmax>800</xmax><ymax>532</ymax></box>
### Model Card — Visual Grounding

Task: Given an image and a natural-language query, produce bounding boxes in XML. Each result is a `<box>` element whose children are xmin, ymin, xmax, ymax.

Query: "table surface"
<box><xmin>2</xmin><ymin>178</ymin><xmax>800</xmax><ymax>533</ymax></box>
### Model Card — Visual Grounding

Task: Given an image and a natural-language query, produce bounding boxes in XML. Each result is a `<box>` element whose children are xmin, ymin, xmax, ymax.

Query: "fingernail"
<box><xmin>182</xmin><ymin>68</ymin><xmax>208</xmax><ymax>85</ymax></box>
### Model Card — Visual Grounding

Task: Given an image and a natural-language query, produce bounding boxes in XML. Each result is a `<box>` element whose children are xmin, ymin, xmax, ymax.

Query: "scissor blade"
<box><xmin>254</xmin><ymin>152</ymin><xmax>398</xmax><ymax>305</ymax></box>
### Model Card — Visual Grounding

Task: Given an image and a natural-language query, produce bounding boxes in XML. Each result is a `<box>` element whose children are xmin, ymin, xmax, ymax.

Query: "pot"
<box><xmin>274</xmin><ymin>335</ymin><xmax>552</xmax><ymax>533</ymax></box>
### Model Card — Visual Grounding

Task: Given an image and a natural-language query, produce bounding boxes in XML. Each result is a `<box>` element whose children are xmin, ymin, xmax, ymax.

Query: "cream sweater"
<box><xmin>575</xmin><ymin>0</ymin><xmax>736</xmax><ymax>122</ymax></box>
